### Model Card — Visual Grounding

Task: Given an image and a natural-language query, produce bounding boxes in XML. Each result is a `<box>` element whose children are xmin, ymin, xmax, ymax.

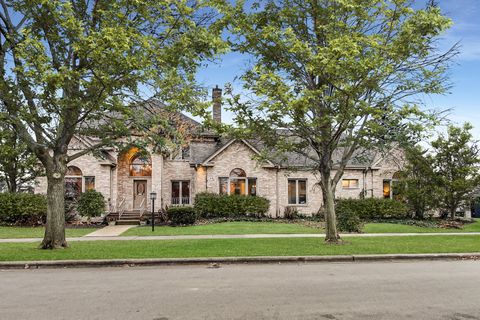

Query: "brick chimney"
<box><xmin>212</xmin><ymin>85</ymin><xmax>222</xmax><ymax>123</ymax></box>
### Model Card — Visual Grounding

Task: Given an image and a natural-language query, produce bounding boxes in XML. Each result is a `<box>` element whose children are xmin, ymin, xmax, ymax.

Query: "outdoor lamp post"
<box><xmin>150</xmin><ymin>192</ymin><xmax>157</xmax><ymax>232</ymax></box>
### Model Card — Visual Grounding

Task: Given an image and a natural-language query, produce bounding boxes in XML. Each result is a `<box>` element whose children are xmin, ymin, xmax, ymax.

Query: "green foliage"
<box><xmin>194</xmin><ymin>192</ymin><xmax>270</xmax><ymax>218</ymax></box>
<box><xmin>0</xmin><ymin>0</ymin><xmax>225</xmax><ymax>245</ymax></box>
<box><xmin>0</xmin><ymin>114</ymin><xmax>38</xmax><ymax>193</ymax></box>
<box><xmin>336</xmin><ymin>198</ymin><xmax>410</xmax><ymax>222</ymax></box>
<box><xmin>167</xmin><ymin>206</ymin><xmax>197</xmax><ymax>226</ymax></box>
<box><xmin>337</xmin><ymin>209</ymin><xmax>363</xmax><ymax>233</ymax></box>
<box><xmin>0</xmin><ymin>193</ymin><xmax>47</xmax><ymax>225</ymax></box>
<box><xmin>76</xmin><ymin>190</ymin><xmax>105</xmax><ymax>218</ymax></box>
<box><xmin>399</xmin><ymin>146</ymin><xmax>440</xmax><ymax>219</ymax></box>
<box><xmin>431</xmin><ymin>124</ymin><xmax>480</xmax><ymax>218</ymax></box>
<box><xmin>222</xmin><ymin>0</ymin><xmax>456</xmax><ymax>241</ymax></box>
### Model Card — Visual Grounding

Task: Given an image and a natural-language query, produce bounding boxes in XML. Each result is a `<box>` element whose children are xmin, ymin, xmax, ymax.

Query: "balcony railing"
<box><xmin>171</xmin><ymin>197</ymin><xmax>190</xmax><ymax>205</ymax></box>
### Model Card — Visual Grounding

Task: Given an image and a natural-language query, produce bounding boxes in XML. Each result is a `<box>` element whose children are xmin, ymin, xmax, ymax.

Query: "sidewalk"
<box><xmin>2</xmin><ymin>231</ymin><xmax>480</xmax><ymax>243</ymax></box>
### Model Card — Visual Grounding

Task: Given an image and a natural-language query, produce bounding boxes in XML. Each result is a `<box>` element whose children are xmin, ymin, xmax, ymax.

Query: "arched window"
<box><xmin>129</xmin><ymin>154</ymin><xmax>152</xmax><ymax>177</ymax></box>
<box><xmin>230</xmin><ymin>168</ymin><xmax>246</xmax><ymax>178</ymax></box>
<box><xmin>65</xmin><ymin>166</ymin><xmax>82</xmax><ymax>200</ymax></box>
<box><xmin>219</xmin><ymin>168</ymin><xmax>256</xmax><ymax>196</ymax></box>
<box><xmin>66</xmin><ymin>166</ymin><xmax>82</xmax><ymax>176</ymax></box>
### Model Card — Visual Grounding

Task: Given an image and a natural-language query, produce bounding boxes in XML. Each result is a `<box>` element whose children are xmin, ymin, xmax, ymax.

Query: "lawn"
<box><xmin>0</xmin><ymin>227</ymin><xmax>96</xmax><ymax>239</ymax></box>
<box><xmin>363</xmin><ymin>219</ymin><xmax>480</xmax><ymax>234</ymax></box>
<box><xmin>122</xmin><ymin>220</ymin><xmax>480</xmax><ymax>236</ymax></box>
<box><xmin>1</xmin><ymin>235</ymin><xmax>480</xmax><ymax>261</ymax></box>
<box><xmin>121</xmin><ymin>221</ymin><xmax>321</xmax><ymax>236</ymax></box>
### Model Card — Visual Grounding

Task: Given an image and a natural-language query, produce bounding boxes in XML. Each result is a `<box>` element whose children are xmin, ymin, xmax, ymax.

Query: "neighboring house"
<box><xmin>34</xmin><ymin>87</ymin><xmax>403</xmax><ymax>219</ymax></box>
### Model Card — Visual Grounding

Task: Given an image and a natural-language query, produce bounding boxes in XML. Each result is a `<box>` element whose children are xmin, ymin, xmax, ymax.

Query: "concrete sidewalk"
<box><xmin>82</xmin><ymin>225</ymin><xmax>135</xmax><ymax>237</ymax></box>
<box><xmin>1</xmin><ymin>231</ymin><xmax>480</xmax><ymax>243</ymax></box>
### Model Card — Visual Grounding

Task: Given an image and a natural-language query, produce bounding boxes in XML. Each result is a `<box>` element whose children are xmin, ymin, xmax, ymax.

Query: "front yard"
<box><xmin>121</xmin><ymin>219</ymin><xmax>480</xmax><ymax>236</ymax></box>
<box><xmin>1</xmin><ymin>235</ymin><xmax>480</xmax><ymax>261</ymax></box>
<box><xmin>1</xmin><ymin>219</ymin><xmax>479</xmax><ymax>239</ymax></box>
<box><xmin>0</xmin><ymin>227</ymin><xmax>96</xmax><ymax>239</ymax></box>
<box><xmin>121</xmin><ymin>221</ymin><xmax>321</xmax><ymax>236</ymax></box>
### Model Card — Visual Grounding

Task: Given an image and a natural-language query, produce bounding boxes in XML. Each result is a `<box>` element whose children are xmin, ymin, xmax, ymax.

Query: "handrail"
<box><xmin>139</xmin><ymin>197</ymin><xmax>146</xmax><ymax>218</ymax></box>
<box><xmin>117</xmin><ymin>198</ymin><xmax>126</xmax><ymax>220</ymax></box>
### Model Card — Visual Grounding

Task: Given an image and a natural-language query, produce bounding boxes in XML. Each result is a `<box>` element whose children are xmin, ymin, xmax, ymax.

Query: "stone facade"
<box><xmin>34</xmin><ymin>133</ymin><xmax>403</xmax><ymax>217</ymax></box>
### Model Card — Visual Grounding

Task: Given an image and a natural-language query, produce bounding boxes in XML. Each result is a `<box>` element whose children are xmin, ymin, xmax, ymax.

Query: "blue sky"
<box><xmin>196</xmin><ymin>0</ymin><xmax>480</xmax><ymax>137</ymax></box>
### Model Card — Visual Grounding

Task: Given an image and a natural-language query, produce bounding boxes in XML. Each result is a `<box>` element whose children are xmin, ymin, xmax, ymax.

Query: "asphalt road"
<box><xmin>1</xmin><ymin>260</ymin><xmax>480</xmax><ymax>320</ymax></box>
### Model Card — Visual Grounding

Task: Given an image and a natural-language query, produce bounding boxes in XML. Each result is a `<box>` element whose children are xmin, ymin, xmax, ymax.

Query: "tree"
<box><xmin>398</xmin><ymin>145</ymin><xmax>440</xmax><ymax>219</ymax></box>
<box><xmin>224</xmin><ymin>0</ymin><xmax>456</xmax><ymax>242</ymax></box>
<box><xmin>432</xmin><ymin>124</ymin><xmax>480</xmax><ymax>219</ymax></box>
<box><xmin>0</xmin><ymin>112</ymin><xmax>38</xmax><ymax>192</ymax></box>
<box><xmin>0</xmin><ymin>0</ymin><xmax>225</xmax><ymax>248</ymax></box>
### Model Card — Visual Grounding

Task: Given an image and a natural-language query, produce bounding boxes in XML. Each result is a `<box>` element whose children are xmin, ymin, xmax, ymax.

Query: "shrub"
<box><xmin>337</xmin><ymin>208</ymin><xmax>362</xmax><ymax>232</ymax></box>
<box><xmin>77</xmin><ymin>190</ymin><xmax>105</xmax><ymax>218</ymax></box>
<box><xmin>194</xmin><ymin>192</ymin><xmax>270</xmax><ymax>218</ymax></box>
<box><xmin>168</xmin><ymin>206</ymin><xmax>197</xmax><ymax>226</ymax></box>
<box><xmin>283</xmin><ymin>206</ymin><xmax>299</xmax><ymax>220</ymax></box>
<box><xmin>0</xmin><ymin>193</ymin><xmax>47</xmax><ymax>225</ymax></box>
<box><xmin>336</xmin><ymin>198</ymin><xmax>409</xmax><ymax>221</ymax></box>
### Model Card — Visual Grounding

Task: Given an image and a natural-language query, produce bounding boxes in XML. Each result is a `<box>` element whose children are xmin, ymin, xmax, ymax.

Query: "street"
<box><xmin>1</xmin><ymin>260</ymin><xmax>480</xmax><ymax>320</ymax></box>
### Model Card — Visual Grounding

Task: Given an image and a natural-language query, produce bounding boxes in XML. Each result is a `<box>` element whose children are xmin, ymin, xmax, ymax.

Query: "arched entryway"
<box><xmin>117</xmin><ymin>147</ymin><xmax>152</xmax><ymax>211</ymax></box>
<box><xmin>65</xmin><ymin>166</ymin><xmax>82</xmax><ymax>200</ymax></box>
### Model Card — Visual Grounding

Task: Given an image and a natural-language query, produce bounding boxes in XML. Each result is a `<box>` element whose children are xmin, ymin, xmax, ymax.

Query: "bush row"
<box><xmin>0</xmin><ymin>193</ymin><xmax>47</xmax><ymax>225</ymax></box>
<box><xmin>165</xmin><ymin>193</ymin><xmax>271</xmax><ymax>226</ymax></box>
<box><xmin>336</xmin><ymin>198</ymin><xmax>409</xmax><ymax>232</ymax></box>
<box><xmin>194</xmin><ymin>192</ymin><xmax>270</xmax><ymax>219</ymax></box>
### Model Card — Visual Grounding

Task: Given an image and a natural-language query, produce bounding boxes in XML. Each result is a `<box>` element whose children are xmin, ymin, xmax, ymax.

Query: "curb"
<box><xmin>1</xmin><ymin>253</ymin><xmax>480</xmax><ymax>269</ymax></box>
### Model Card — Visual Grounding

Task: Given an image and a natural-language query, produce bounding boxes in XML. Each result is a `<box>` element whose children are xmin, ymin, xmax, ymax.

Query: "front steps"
<box><xmin>116</xmin><ymin>211</ymin><xmax>141</xmax><ymax>225</ymax></box>
<box><xmin>108</xmin><ymin>210</ymin><xmax>161</xmax><ymax>226</ymax></box>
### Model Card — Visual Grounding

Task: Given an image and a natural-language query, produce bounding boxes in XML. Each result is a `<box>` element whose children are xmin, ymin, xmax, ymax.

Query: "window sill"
<box><xmin>286</xmin><ymin>204</ymin><xmax>309</xmax><ymax>207</ymax></box>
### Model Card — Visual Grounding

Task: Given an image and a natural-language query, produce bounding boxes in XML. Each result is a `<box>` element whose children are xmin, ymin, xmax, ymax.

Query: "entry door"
<box><xmin>133</xmin><ymin>180</ymin><xmax>147</xmax><ymax>209</ymax></box>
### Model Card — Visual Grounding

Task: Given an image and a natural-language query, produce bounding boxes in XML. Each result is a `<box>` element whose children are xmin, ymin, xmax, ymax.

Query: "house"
<box><xmin>34</xmin><ymin>87</ymin><xmax>403</xmax><ymax>222</ymax></box>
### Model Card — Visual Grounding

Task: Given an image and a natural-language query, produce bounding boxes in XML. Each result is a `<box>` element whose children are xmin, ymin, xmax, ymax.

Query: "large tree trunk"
<box><xmin>320</xmin><ymin>172</ymin><xmax>340</xmax><ymax>243</ymax></box>
<box><xmin>40</xmin><ymin>160</ymin><xmax>67</xmax><ymax>249</ymax></box>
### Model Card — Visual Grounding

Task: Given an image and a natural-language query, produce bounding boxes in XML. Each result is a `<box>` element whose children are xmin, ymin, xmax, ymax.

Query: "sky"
<box><xmin>196</xmin><ymin>0</ymin><xmax>480</xmax><ymax>137</ymax></box>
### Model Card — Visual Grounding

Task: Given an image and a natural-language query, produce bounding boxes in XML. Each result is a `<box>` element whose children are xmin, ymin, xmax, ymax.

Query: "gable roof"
<box><xmin>198</xmin><ymin>139</ymin><xmax>276</xmax><ymax>167</ymax></box>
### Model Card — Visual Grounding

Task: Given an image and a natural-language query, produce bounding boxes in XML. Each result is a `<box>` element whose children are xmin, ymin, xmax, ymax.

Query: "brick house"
<box><xmin>34</xmin><ymin>87</ymin><xmax>403</xmax><ymax>220</ymax></box>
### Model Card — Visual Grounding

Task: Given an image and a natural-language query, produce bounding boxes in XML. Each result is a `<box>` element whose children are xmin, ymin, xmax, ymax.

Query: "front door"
<box><xmin>133</xmin><ymin>180</ymin><xmax>147</xmax><ymax>210</ymax></box>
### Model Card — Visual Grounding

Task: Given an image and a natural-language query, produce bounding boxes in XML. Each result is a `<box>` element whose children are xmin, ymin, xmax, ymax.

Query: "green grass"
<box><xmin>0</xmin><ymin>227</ymin><xmax>96</xmax><ymax>239</ymax></box>
<box><xmin>122</xmin><ymin>221</ymin><xmax>321</xmax><ymax>236</ymax></box>
<box><xmin>122</xmin><ymin>220</ymin><xmax>480</xmax><ymax>236</ymax></box>
<box><xmin>363</xmin><ymin>219</ymin><xmax>480</xmax><ymax>234</ymax></box>
<box><xmin>1</xmin><ymin>235</ymin><xmax>480</xmax><ymax>261</ymax></box>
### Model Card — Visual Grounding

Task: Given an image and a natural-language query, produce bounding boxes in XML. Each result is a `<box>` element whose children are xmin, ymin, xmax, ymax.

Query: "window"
<box><xmin>288</xmin><ymin>179</ymin><xmax>307</xmax><ymax>205</ymax></box>
<box><xmin>172</xmin><ymin>181</ymin><xmax>190</xmax><ymax>205</ymax></box>
<box><xmin>384</xmin><ymin>172</ymin><xmax>401</xmax><ymax>199</ymax></box>
<box><xmin>218</xmin><ymin>168</ymin><xmax>257</xmax><ymax>196</ymax></box>
<box><xmin>383</xmin><ymin>180</ymin><xmax>391</xmax><ymax>199</ymax></box>
<box><xmin>129</xmin><ymin>154</ymin><xmax>152</xmax><ymax>177</ymax></box>
<box><xmin>342</xmin><ymin>179</ymin><xmax>359</xmax><ymax>189</ymax></box>
<box><xmin>65</xmin><ymin>166</ymin><xmax>82</xmax><ymax>200</ymax></box>
<box><xmin>84</xmin><ymin>176</ymin><xmax>95</xmax><ymax>191</ymax></box>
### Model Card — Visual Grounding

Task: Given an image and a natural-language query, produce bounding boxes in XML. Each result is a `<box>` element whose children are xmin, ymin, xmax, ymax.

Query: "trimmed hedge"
<box><xmin>167</xmin><ymin>206</ymin><xmax>197</xmax><ymax>226</ymax></box>
<box><xmin>0</xmin><ymin>193</ymin><xmax>47</xmax><ymax>225</ymax></box>
<box><xmin>336</xmin><ymin>198</ymin><xmax>410</xmax><ymax>221</ymax></box>
<box><xmin>77</xmin><ymin>190</ymin><xmax>105</xmax><ymax>218</ymax></box>
<box><xmin>194</xmin><ymin>192</ymin><xmax>270</xmax><ymax>218</ymax></box>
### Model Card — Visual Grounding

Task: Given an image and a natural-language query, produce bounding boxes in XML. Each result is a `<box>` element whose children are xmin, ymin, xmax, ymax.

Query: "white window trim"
<box><xmin>171</xmin><ymin>180</ymin><xmax>191</xmax><ymax>205</ymax></box>
<box><xmin>287</xmin><ymin>178</ymin><xmax>308</xmax><ymax>206</ymax></box>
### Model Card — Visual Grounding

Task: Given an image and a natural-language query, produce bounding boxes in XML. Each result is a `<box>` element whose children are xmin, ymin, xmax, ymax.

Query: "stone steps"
<box><xmin>116</xmin><ymin>219</ymin><xmax>141</xmax><ymax>226</ymax></box>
